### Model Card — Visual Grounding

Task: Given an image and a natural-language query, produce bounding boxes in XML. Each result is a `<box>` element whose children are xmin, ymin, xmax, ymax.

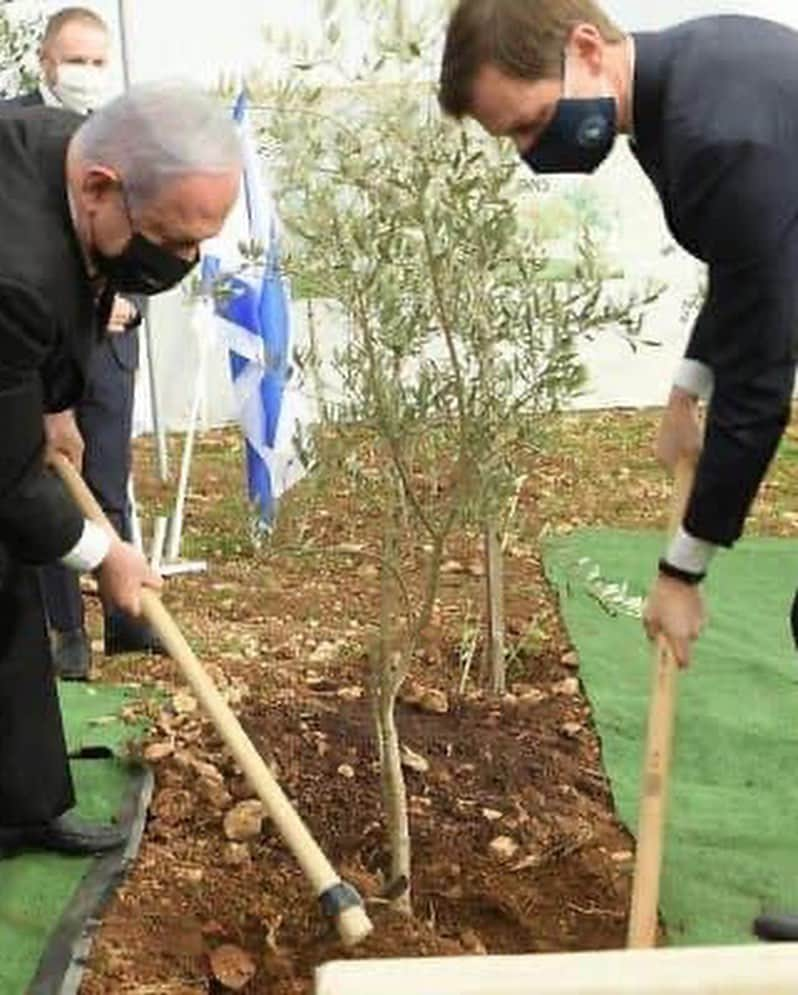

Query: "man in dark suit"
<box><xmin>0</xmin><ymin>82</ymin><xmax>240</xmax><ymax>856</ymax></box>
<box><xmin>6</xmin><ymin>6</ymin><xmax>160</xmax><ymax>680</ymax></box>
<box><xmin>439</xmin><ymin>0</ymin><xmax>798</xmax><ymax>937</ymax></box>
<box><xmin>439</xmin><ymin>2</ymin><xmax>798</xmax><ymax>667</ymax></box>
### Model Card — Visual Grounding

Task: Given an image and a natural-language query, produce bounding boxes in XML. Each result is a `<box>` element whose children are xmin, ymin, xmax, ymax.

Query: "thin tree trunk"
<box><xmin>305</xmin><ymin>300</ymin><xmax>328</xmax><ymax>421</ymax></box>
<box><xmin>484</xmin><ymin>519</ymin><xmax>506</xmax><ymax>695</ymax></box>
<box><xmin>378</xmin><ymin>672</ymin><xmax>411</xmax><ymax>914</ymax></box>
<box><xmin>371</xmin><ymin>500</ymin><xmax>412</xmax><ymax>914</ymax></box>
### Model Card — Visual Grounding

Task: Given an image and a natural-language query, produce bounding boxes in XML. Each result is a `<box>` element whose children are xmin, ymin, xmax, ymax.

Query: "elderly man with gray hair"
<box><xmin>0</xmin><ymin>81</ymin><xmax>241</xmax><ymax>858</ymax></box>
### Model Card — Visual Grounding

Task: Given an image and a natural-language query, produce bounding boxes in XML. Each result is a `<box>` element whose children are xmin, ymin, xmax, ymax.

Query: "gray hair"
<box><xmin>73</xmin><ymin>81</ymin><xmax>242</xmax><ymax>208</ymax></box>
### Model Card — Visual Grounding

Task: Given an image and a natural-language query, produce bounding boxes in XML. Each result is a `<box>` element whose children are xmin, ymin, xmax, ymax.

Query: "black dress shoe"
<box><xmin>104</xmin><ymin>611</ymin><xmax>166</xmax><ymax>656</ymax></box>
<box><xmin>51</xmin><ymin>628</ymin><xmax>92</xmax><ymax>681</ymax></box>
<box><xmin>0</xmin><ymin>813</ymin><xmax>127</xmax><ymax>859</ymax></box>
<box><xmin>754</xmin><ymin>912</ymin><xmax>798</xmax><ymax>941</ymax></box>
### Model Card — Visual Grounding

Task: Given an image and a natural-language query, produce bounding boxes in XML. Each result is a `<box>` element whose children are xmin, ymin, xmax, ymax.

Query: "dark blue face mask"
<box><xmin>521</xmin><ymin>96</ymin><xmax>617</xmax><ymax>174</ymax></box>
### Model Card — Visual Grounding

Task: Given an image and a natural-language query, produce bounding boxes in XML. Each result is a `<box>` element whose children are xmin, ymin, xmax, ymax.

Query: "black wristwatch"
<box><xmin>658</xmin><ymin>557</ymin><xmax>705</xmax><ymax>585</ymax></box>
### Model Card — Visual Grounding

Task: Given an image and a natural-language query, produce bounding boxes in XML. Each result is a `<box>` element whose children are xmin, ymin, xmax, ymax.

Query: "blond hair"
<box><xmin>42</xmin><ymin>7</ymin><xmax>108</xmax><ymax>49</ymax></box>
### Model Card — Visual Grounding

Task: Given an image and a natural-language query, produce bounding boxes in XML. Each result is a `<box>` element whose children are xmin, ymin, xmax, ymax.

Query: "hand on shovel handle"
<box><xmin>50</xmin><ymin>452</ymin><xmax>373</xmax><ymax>948</ymax></box>
<box><xmin>628</xmin><ymin>456</ymin><xmax>695</xmax><ymax>949</ymax></box>
<box><xmin>642</xmin><ymin>578</ymin><xmax>705</xmax><ymax>669</ymax></box>
<box><xmin>97</xmin><ymin>539</ymin><xmax>162</xmax><ymax>617</ymax></box>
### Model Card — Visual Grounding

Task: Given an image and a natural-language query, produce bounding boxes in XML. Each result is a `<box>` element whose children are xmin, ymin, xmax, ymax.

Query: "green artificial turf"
<box><xmin>0</xmin><ymin>683</ymin><xmax>148</xmax><ymax>995</ymax></box>
<box><xmin>544</xmin><ymin>530</ymin><xmax>798</xmax><ymax>945</ymax></box>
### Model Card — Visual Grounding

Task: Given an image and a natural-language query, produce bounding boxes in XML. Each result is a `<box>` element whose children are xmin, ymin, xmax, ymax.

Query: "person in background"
<box><xmin>5</xmin><ymin>6</ymin><xmax>162</xmax><ymax>679</ymax></box>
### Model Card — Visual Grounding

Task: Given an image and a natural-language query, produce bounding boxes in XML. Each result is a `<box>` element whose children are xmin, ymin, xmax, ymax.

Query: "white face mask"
<box><xmin>52</xmin><ymin>63</ymin><xmax>109</xmax><ymax>114</ymax></box>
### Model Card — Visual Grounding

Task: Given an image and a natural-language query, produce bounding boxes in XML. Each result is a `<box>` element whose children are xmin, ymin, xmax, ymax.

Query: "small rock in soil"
<box><xmin>192</xmin><ymin>760</ymin><xmax>224</xmax><ymax>783</ymax></box>
<box><xmin>562</xmin><ymin>650</ymin><xmax>580</xmax><ymax>669</ymax></box>
<box><xmin>172</xmin><ymin>691</ymin><xmax>198</xmax><ymax>715</ymax></box>
<box><xmin>337</xmin><ymin>685</ymin><xmax>364</xmax><ymax>701</ymax></box>
<box><xmin>208</xmin><ymin>944</ymin><xmax>256</xmax><ymax>991</ymax></box>
<box><xmin>519</xmin><ymin>689</ymin><xmax>547</xmax><ymax>705</ymax></box>
<box><xmin>222</xmin><ymin>842</ymin><xmax>251</xmax><ymax>867</ymax></box>
<box><xmin>337</xmin><ymin>764</ymin><xmax>355</xmax><ymax>779</ymax></box>
<box><xmin>418</xmin><ymin>688</ymin><xmax>449</xmax><ymax>714</ymax></box>
<box><xmin>305</xmin><ymin>674</ymin><xmax>337</xmax><ymax>692</ymax></box>
<box><xmin>199</xmin><ymin>780</ymin><xmax>232</xmax><ymax>811</ymax></box>
<box><xmin>143</xmin><ymin>740</ymin><xmax>174</xmax><ymax>762</ymax></box>
<box><xmin>489</xmin><ymin>835</ymin><xmax>520</xmax><ymax>861</ymax></box>
<box><xmin>552</xmin><ymin>677</ymin><xmax>580</xmax><ymax>696</ymax></box>
<box><xmin>511</xmin><ymin>853</ymin><xmax>541</xmax><ymax>872</ymax></box>
<box><xmin>337</xmin><ymin>542</ymin><xmax>367</xmax><ymax>554</ymax></box>
<box><xmin>151</xmin><ymin>788</ymin><xmax>193</xmax><ymax>826</ymax></box>
<box><xmin>400</xmin><ymin>744</ymin><xmax>430</xmax><ymax>773</ymax></box>
<box><xmin>228</xmin><ymin>776</ymin><xmax>255</xmax><ymax>801</ymax></box>
<box><xmin>409</xmin><ymin>795</ymin><xmax>432</xmax><ymax>814</ymax></box>
<box><xmin>177</xmin><ymin>866</ymin><xmax>204</xmax><ymax>885</ymax></box>
<box><xmin>309</xmin><ymin>641</ymin><xmax>339</xmax><ymax>665</ymax></box>
<box><xmin>441</xmin><ymin>560</ymin><xmax>465</xmax><ymax>574</ymax></box>
<box><xmin>223</xmin><ymin>800</ymin><xmax>264</xmax><ymax>841</ymax></box>
<box><xmin>201</xmin><ymin>920</ymin><xmax>228</xmax><ymax>939</ymax></box>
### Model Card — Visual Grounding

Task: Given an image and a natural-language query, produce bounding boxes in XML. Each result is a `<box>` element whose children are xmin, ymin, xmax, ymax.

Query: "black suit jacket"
<box><xmin>4</xmin><ymin>89</ymin><xmax>44</xmax><ymax>109</ymax></box>
<box><xmin>2</xmin><ymin>90</ymin><xmax>141</xmax><ymax>372</ymax></box>
<box><xmin>632</xmin><ymin>15</ymin><xmax>798</xmax><ymax>546</ymax></box>
<box><xmin>0</xmin><ymin>106</ymin><xmax>102</xmax><ymax>564</ymax></box>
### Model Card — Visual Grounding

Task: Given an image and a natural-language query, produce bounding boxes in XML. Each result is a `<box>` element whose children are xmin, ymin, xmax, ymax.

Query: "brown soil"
<box><xmin>77</xmin><ymin>410</ymin><xmax>798</xmax><ymax>994</ymax></box>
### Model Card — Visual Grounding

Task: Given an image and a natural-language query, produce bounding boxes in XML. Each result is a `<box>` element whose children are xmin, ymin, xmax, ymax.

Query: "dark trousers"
<box><xmin>0</xmin><ymin>549</ymin><xmax>74</xmax><ymax>824</ymax></box>
<box><xmin>41</xmin><ymin>329</ymin><xmax>138</xmax><ymax>632</ymax></box>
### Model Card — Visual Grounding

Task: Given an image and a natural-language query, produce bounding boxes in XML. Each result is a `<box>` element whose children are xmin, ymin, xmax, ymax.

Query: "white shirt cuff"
<box><xmin>665</xmin><ymin>526</ymin><xmax>717</xmax><ymax>575</ymax></box>
<box><xmin>673</xmin><ymin>358</ymin><xmax>714</xmax><ymax>399</ymax></box>
<box><xmin>60</xmin><ymin>519</ymin><xmax>111</xmax><ymax>572</ymax></box>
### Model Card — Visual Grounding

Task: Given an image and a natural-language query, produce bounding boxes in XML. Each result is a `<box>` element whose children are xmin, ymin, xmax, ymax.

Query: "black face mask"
<box><xmin>93</xmin><ymin>182</ymin><xmax>198</xmax><ymax>295</ymax></box>
<box><xmin>521</xmin><ymin>96</ymin><xmax>617</xmax><ymax>175</ymax></box>
<box><xmin>94</xmin><ymin>232</ymin><xmax>197</xmax><ymax>295</ymax></box>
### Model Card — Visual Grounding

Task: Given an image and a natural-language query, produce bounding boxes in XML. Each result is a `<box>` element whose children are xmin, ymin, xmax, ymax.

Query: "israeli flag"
<box><xmin>201</xmin><ymin>91</ymin><xmax>307</xmax><ymax>525</ymax></box>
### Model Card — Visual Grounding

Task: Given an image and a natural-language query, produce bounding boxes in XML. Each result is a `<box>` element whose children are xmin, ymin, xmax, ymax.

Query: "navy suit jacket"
<box><xmin>632</xmin><ymin>16</ymin><xmax>798</xmax><ymax>546</ymax></box>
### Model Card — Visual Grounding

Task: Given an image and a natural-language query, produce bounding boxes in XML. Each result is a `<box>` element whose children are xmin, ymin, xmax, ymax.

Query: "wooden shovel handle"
<box><xmin>51</xmin><ymin>453</ymin><xmax>373</xmax><ymax>948</ymax></box>
<box><xmin>627</xmin><ymin>456</ymin><xmax>695</xmax><ymax>949</ymax></box>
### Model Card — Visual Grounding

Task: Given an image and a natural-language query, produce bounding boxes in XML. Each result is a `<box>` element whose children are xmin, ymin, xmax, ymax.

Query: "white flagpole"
<box><xmin>117</xmin><ymin>0</ymin><xmax>132</xmax><ymax>90</ymax></box>
<box><xmin>127</xmin><ymin>474</ymin><xmax>143</xmax><ymax>552</ymax></box>
<box><xmin>141</xmin><ymin>304</ymin><xmax>169</xmax><ymax>482</ymax></box>
<box><xmin>118</xmin><ymin>0</ymin><xmax>169</xmax><ymax>483</ymax></box>
<box><xmin>164</xmin><ymin>302</ymin><xmax>210</xmax><ymax>562</ymax></box>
